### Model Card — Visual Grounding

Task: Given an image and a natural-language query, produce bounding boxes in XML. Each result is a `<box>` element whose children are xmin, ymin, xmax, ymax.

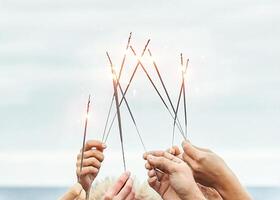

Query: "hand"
<box><xmin>181</xmin><ymin>140</ymin><xmax>252</xmax><ymax>200</ymax></box>
<box><xmin>145</xmin><ymin>168</ymin><xmax>181</xmax><ymax>200</ymax></box>
<box><xmin>103</xmin><ymin>171</ymin><xmax>135</xmax><ymax>200</ymax></box>
<box><xmin>168</xmin><ymin>146</ymin><xmax>223</xmax><ymax>200</ymax></box>
<box><xmin>144</xmin><ymin>151</ymin><xmax>206</xmax><ymax>200</ymax></box>
<box><xmin>197</xmin><ymin>184</ymin><xmax>223</xmax><ymax>200</ymax></box>
<box><xmin>59</xmin><ymin>183</ymin><xmax>86</xmax><ymax>200</ymax></box>
<box><xmin>76</xmin><ymin>140</ymin><xmax>106</xmax><ymax>192</ymax></box>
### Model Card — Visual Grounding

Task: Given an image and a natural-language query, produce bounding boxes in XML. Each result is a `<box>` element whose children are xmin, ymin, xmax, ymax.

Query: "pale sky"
<box><xmin>0</xmin><ymin>0</ymin><xmax>280</xmax><ymax>187</ymax></box>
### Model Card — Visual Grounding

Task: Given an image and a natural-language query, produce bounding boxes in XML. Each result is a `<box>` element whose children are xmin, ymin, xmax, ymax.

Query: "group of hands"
<box><xmin>60</xmin><ymin>140</ymin><xmax>251</xmax><ymax>200</ymax></box>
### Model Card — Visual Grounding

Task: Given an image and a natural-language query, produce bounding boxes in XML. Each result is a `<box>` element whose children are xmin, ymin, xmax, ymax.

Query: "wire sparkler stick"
<box><xmin>172</xmin><ymin>83</ymin><xmax>183</xmax><ymax>145</ymax></box>
<box><xmin>106</xmin><ymin>52</ymin><xmax>127</xmax><ymax>171</ymax></box>
<box><xmin>102</xmin><ymin>32</ymin><xmax>132</xmax><ymax>142</ymax></box>
<box><xmin>105</xmin><ymin>53</ymin><xmax>147</xmax><ymax>152</ymax></box>
<box><xmin>130</xmin><ymin>46</ymin><xmax>185</xmax><ymax>138</ymax></box>
<box><xmin>119</xmin><ymin>84</ymin><xmax>147</xmax><ymax>152</ymax></box>
<box><xmin>147</xmin><ymin>49</ymin><xmax>184</xmax><ymax>134</ymax></box>
<box><xmin>181</xmin><ymin>54</ymin><xmax>189</xmax><ymax>138</ymax></box>
<box><xmin>172</xmin><ymin>54</ymin><xmax>189</xmax><ymax>145</ymax></box>
<box><xmin>78</xmin><ymin>95</ymin><xmax>90</xmax><ymax>200</ymax></box>
<box><xmin>79</xmin><ymin>95</ymin><xmax>91</xmax><ymax>182</ymax></box>
<box><xmin>104</xmin><ymin>40</ymin><xmax>150</xmax><ymax>142</ymax></box>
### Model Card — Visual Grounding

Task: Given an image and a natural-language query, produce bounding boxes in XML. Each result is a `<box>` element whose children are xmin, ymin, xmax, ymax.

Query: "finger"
<box><xmin>124</xmin><ymin>188</ymin><xmax>135</xmax><ymax>200</ymax></box>
<box><xmin>77</xmin><ymin>157</ymin><xmax>101</xmax><ymax>169</ymax></box>
<box><xmin>77</xmin><ymin>166</ymin><xmax>98</xmax><ymax>177</ymax></box>
<box><xmin>182</xmin><ymin>152</ymin><xmax>196</xmax><ymax>169</ymax></box>
<box><xmin>145</xmin><ymin>151</ymin><xmax>181</xmax><ymax>163</ymax></box>
<box><xmin>144</xmin><ymin>150</ymin><xmax>168</xmax><ymax>160</ymax></box>
<box><xmin>78</xmin><ymin>149</ymin><xmax>105</xmax><ymax>161</ymax></box>
<box><xmin>154</xmin><ymin>169</ymin><xmax>164</xmax><ymax>181</ymax></box>
<box><xmin>161</xmin><ymin>151</ymin><xmax>182</xmax><ymax>163</ymax></box>
<box><xmin>145</xmin><ymin>162</ymin><xmax>153</xmax><ymax>170</ymax></box>
<box><xmin>147</xmin><ymin>169</ymin><xmax>156</xmax><ymax>177</ymax></box>
<box><xmin>106</xmin><ymin>171</ymin><xmax>131</xmax><ymax>196</ymax></box>
<box><xmin>82</xmin><ymin>140</ymin><xmax>106</xmax><ymax>152</ymax></box>
<box><xmin>167</xmin><ymin>146</ymin><xmax>181</xmax><ymax>156</ymax></box>
<box><xmin>147</xmin><ymin>155</ymin><xmax>176</xmax><ymax>174</ymax></box>
<box><xmin>147</xmin><ymin>176</ymin><xmax>160</xmax><ymax>192</ymax></box>
<box><xmin>59</xmin><ymin>183</ymin><xmax>83</xmax><ymax>200</ymax></box>
<box><xmin>116</xmin><ymin>178</ymin><xmax>133</xmax><ymax>199</ymax></box>
<box><xmin>192</xmin><ymin>144</ymin><xmax>212</xmax><ymax>153</ymax></box>
<box><xmin>182</xmin><ymin>140</ymin><xmax>202</xmax><ymax>161</ymax></box>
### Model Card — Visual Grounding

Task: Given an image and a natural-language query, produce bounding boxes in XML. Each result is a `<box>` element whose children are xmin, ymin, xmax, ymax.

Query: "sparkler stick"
<box><xmin>182</xmin><ymin>55</ymin><xmax>189</xmax><ymax>138</ymax></box>
<box><xmin>102</xmin><ymin>32</ymin><xmax>132</xmax><ymax>142</ymax></box>
<box><xmin>172</xmin><ymin>54</ymin><xmax>189</xmax><ymax>145</ymax></box>
<box><xmin>147</xmin><ymin>49</ymin><xmax>184</xmax><ymax>134</ymax></box>
<box><xmin>79</xmin><ymin>95</ymin><xmax>90</xmax><ymax>180</ymax></box>
<box><xmin>106</xmin><ymin>52</ymin><xmax>127</xmax><ymax>171</ymax></box>
<box><xmin>104</xmin><ymin>40</ymin><xmax>150</xmax><ymax>142</ymax></box>
<box><xmin>172</xmin><ymin>84</ymin><xmax>183</xmax><ymax>145</ymax></box>
<box><xmin>105</xmin><ymin>53</ymin><xmax>147</xmax><ymax>152</ymax></box>
<box><xmin>130</xmin><ymin>46</ymin><xmax>185</xmax><ymax>138</ymax></box>
<box><xmin>119</xmin><ymin>83</ymin><xmax>147</xmax><ymax>152</ymax></box>
<box><xmin>79</xmin><ymin>95</ymin><xmax>91</xmax><ymax>183</ymax></box>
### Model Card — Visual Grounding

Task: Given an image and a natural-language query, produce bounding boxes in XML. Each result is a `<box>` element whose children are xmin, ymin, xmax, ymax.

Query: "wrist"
<box><xmin>182</xmin><ymin>182</ymin><xmax>206</xmax><ymax>200</ymax></box>
<box><xmin>215</xmin><ymin>171</ymin><xmax>251</xmax><ymax>200</ymax></box>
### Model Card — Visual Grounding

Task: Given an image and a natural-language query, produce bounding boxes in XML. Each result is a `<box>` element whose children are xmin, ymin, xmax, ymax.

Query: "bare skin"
<box><xmin>103</xmin><ymin>171</ymin><xmax>135</xmax><ymax>200</ymax></box>
<box><xmin>143</xmin><ymin>151</ymin><xmax>206</xmax><ymax>200</ymax></box>
<box><xmin>76</xmin><ymin>140</ymin><xmax>106</xmax><ymax>192</ymax></box>
<box><xmin>59</xmin><ymin>183</ymin><xmax>86</xmax><ymax>200</ymax></box>
<box><xmin>167</xmin><ymin>146</ymin><xmax>223</xmax><ymax>200</ymax></box>
<box><xmin>180</xmin><ymin>140</ymin><xmax>252</xmax><ymax>200</ymax></box>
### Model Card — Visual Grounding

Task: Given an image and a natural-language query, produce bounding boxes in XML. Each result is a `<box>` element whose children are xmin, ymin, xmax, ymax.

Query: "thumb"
<box><xmin>147</xmin><ymin>155</ymin><xmax>175</xmax><ymax>174</ymax></box>
<box><xmin>59</xmin><ymin>183</ymin><xmax>84</xmax><ymax>200</ymax></box>
<box><xmin>182</xmin><ymin>140</ymin><xmax>201</xmax><ymax>161</ymax></box>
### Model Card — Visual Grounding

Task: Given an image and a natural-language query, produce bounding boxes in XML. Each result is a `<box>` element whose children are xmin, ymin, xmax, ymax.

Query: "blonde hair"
<box><xmin>89</xmin><ymin>177</ymin><xmax>162</xmax><ymax>200</ymax></box>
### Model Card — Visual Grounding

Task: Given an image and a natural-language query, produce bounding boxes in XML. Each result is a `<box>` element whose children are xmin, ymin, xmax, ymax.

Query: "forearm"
<box><xmin>215</xmin><ymin>171</ymin><xmax>251</xmax><ymax>200</ymax></box>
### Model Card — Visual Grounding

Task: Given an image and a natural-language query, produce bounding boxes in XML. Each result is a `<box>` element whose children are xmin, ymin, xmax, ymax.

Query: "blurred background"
<box><xmin>0</xmin><ymin>0</ymin><xmax>280</xmax><ymax>199</ymax></box>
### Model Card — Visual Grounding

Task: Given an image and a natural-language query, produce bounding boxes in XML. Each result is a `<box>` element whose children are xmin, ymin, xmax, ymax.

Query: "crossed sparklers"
<box><xmin>79</xmin><ymin>32</ymin><xmax>189</xmax><ymax>176</ymax></box>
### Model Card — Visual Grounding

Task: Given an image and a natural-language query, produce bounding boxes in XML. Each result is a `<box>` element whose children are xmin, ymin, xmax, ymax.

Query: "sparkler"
<box><xmin>103</xmin><ymin>40</ymin><xmax>150</xmax><ymax>143</ymax></box>
<box><xmin>130</xmin><ymin>46</ymin><xmax>185</xmax><ymax>138</ymax></box>
<box><xmin>106</xmin><ymin>52</ymin><xmax>127</xmax><ymax>171</ymax></box>
<box><xmin>172</xmin><ymin>54</ymin><xmax>189</xmax><ymax>145</ymax></box>
<box><xmin>182</xmin><ymin>55</ymin><xmax>189</xmax><ymax>138</ymax></box>
<box><xmin>79</xmin><ymin>95</ymin><xmax>91</xmax><ymax>182</ymax></box>
<box><xmin>78</xmin><ymin>95</ymin><xmax>90</xmax><ymax>200</ymax></box>
<box><xmin>102</xmin><ymin>32</ymin><xmax>132</xmax><ymax>142</ymax></box>
<box><xmin>101</xmin><ymin>35</ymin><xmax>192</xmax><ymax>172</ymax></box>
<box><xmin>147</xmin><ymin>49</ymin><xmax>184</xmax><ymax>134</ymax></box>
<box><xmin>105</xmin><ymin>52</ymin><xmax>147</xmax><ymax>152</ymax></box>
<box><xmin>172</xmin><ymin>83</ymin><xmax>184</xmax><ymax>145</ymax></box>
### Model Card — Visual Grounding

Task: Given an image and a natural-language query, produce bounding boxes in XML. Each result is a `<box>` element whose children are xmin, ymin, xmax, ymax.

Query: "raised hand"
<box><xmin>76</xmin><ymin>140</ymin><xmax>106</xmax><ymax>192</ymax></box>
<box><xmin>103</xmin><ymin>171</ymin><xmax>135</xmax><ymax>200</ymax></box>
<box><xmin>181</xmin><ymin>140</ymin><xmax>252</xmax><ymax>200</ymax></box>
<box><xmin>168</xmin><ymin>145</ymin><xmax>222</xmax><ymax>200</ymax></box>
<box><xmin>144</xmin><ymin>151</ymin><xmax>206</xmax><ymax>200</ymax></box>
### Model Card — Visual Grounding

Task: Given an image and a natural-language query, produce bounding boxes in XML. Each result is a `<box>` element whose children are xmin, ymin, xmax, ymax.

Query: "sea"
<box><xmin>0</xmin><ymin>187</ymin><xmax>279</xmax><ymax>200</ymax></box>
